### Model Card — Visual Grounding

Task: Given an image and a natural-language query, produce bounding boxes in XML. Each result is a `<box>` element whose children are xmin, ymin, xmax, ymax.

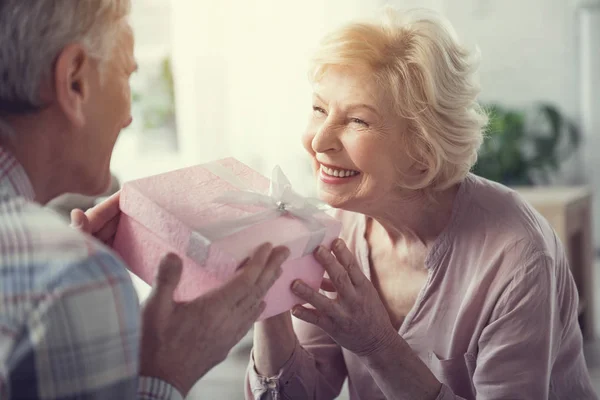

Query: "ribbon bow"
<box><xmin>189</xmin><ymin>163</ymin><xmax>328</xmax><ymax>260</ymax></box>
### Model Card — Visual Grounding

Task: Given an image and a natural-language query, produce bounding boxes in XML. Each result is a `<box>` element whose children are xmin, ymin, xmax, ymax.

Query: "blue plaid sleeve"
<box><xmin>0</xmin><ymin>148</ymin><xmax>182</xmax><ymax>399</ymax></box>
<box><xmin>3</xmin><ymin>249</ymin><xmax>180</xmax><ymax>400</ymax></box>
<box><xmin>6</xmin><ymin>250</ymin><xmax>141</xmax><ymax>399</ymax></box>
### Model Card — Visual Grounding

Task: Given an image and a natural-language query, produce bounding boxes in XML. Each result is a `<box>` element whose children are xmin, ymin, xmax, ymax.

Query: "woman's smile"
<box><xmin>318</xmin><ymin>162</ymin><xmax>361</xmax><ymax>185</ymax></box>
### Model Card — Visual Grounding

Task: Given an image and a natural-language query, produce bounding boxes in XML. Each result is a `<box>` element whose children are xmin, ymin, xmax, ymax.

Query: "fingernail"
<box><xmin>163</xmin><ymin>253</ymin><xmax>182</xmax><ymax>266</ymax></box>
<box><xmin>291</xmin><ymin>280</ymin><xmax>305</xmax><ymax>292</ymax></box>
<box><xmin>334</xmin><ymin>239</ymin><xmax>344</xmax><ymax>250</ymax></box>
<box><xmin>69</xmin><ymin>212</ymin><xmax>82</xmax><ymax>228</ymax></box>
<box><xmin>315</xmin><ymin>246</ymin><xmax>326</xmax><ymax>256</ymax></box>
<box><xmin>279</xmin><ymin>248</ymin><xmax>291</xmax><ymax>261</ymax></box>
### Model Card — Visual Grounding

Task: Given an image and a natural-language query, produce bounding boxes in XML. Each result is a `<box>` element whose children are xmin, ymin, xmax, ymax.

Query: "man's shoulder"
<box><xmin>0</xmin><ymin>196</ymin><xmax>131</xmax><ymax>295</ymax></box>
<box><xmin>0</xmin><ymin>200</ymin><xmax>141</xmax><ymax>400</ymax></box>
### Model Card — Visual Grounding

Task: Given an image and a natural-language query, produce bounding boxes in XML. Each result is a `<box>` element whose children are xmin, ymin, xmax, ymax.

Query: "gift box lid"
<box><xmin>119</xmin><ymin>158</ymin><xmax>341</xmax><ymax>276</ymax></box>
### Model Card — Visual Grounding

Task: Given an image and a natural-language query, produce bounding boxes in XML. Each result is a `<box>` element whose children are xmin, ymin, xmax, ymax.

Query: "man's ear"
<box><xmin>53</xmin><ymin>43</ymin><xmax>94</xmax><ymax>129</ymax></box>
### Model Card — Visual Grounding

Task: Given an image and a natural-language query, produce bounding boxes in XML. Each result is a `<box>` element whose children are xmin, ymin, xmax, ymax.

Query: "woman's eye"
<box><xmin>350</xmin><ymin>118</ymin><xmax>368</xmax><ymax>127</ymax></box>
<box><xmin>312</xmin><ymin>106</ymin><xmax>326</xmax><ymax>114</ymax></box>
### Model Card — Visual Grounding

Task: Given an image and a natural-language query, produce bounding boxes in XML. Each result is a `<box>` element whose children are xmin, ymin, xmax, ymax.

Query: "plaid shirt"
<box><xmin>0</xmin><ymin>147</ymin><xmax>182</xmax><ymax>400</ymax></box>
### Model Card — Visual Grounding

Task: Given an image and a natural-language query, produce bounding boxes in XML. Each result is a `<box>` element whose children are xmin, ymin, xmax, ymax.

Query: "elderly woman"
<box><xmin>246</xmin><ymin>8</ymin><xmax>596</xmax><ymax>400</ymax></box>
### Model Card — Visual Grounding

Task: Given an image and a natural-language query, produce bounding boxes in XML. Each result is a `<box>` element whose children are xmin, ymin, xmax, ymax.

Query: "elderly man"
<box><xmin>0</xmin><ymin>1</ymin><xmax>289</xmax><ymax>399</ymax></box>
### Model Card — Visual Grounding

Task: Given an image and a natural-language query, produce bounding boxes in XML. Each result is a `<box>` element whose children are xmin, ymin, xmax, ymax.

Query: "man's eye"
<box><xmin>312</xmin><ymin>106</ymin><xmax>326</xmax><ymax>114</ymax></box>
<box><xmin>350</xmin><ymin>118</ymin><xmax>368</xmax><ymax>127</ymax></box>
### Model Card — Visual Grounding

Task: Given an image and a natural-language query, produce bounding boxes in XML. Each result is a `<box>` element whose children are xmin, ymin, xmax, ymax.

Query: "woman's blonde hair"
<box><xmin>309</xmin><ymin>8</ymin><xmax>488</xmax><ymax>191</ymax></box>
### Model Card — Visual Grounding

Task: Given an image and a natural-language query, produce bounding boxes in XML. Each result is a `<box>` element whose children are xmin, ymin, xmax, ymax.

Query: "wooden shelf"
<box><xmin>516</xmin><ymin>186</ymin><xmax>595</xmax><ymax>340</ymax></box>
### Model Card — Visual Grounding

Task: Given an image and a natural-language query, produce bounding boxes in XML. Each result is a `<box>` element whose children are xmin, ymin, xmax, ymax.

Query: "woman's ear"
<box><xmin>394</xmin><ymin>125</ymin><xmax>432</xmax><ymax>187</ymax></box>
<box><xmin>53</xmin><ymin>43</ymin><xmax>94</xmax><ymax>129</ymax></box>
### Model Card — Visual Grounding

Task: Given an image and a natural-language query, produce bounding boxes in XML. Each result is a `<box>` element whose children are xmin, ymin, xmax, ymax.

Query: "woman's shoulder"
<box><xmin>454</xmin><ymin>174</ymin><xmax>564</xmax><ymax>266</ymax></box>
<box><xmin>464</xmin><ymin>175</ymin><xmax>554</xmax><ymax>237</ymax></box>
<box><xmin>443</xmin><ymin>176</ymin><xmax>573</xmax><ymax>315</ymax></box>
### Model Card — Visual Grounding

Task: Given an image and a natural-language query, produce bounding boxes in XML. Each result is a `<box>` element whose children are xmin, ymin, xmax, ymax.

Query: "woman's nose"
<box><xmin>312</xmin><ymin>121</ymin><xmax>342</xmax><ymax>154</ymax></box>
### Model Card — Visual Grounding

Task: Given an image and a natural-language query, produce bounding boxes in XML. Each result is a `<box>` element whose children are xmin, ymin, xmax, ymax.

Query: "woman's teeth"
<box><xmin>321</xmin><ymin>165</ymin><xmax>359</xmax><ymax>178</ymax></box>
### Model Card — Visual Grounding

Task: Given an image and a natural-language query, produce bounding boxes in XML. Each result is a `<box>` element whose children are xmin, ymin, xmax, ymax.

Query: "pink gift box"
<box><xmin>113</xmin><ymin>158</ymin><xmax>341</xmax><ymax>319</ymax></box>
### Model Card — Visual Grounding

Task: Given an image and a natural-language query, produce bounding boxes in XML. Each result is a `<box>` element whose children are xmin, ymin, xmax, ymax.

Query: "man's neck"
<box><xmin>0</xmin><ymin>116</ymin><xmax>69</xmax><ymax>204</ymax></box>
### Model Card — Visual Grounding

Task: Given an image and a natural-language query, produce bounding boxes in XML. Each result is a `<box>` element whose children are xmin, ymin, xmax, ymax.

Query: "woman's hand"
<box><xmin>70</xmin><ymin>192</ymin><xmax>121</xmax><ymax>246</ymax></box>
<box><xmin>290</xmin><ymin>239</ymin><xmax>397</xmax><ymax>358</ymax></box>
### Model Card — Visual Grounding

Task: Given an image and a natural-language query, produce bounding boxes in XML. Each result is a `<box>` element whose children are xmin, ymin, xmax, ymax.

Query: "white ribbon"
<box><xmin>186</xmin><ymin>162</ymin><xmax>329</xmax><ymax>266</ymax></box>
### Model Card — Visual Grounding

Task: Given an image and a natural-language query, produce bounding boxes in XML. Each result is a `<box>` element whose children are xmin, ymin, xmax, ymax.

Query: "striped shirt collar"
<box><xmin>0</xmin><ymin>146</ymin><xmax>36</xmax><ymax>201</ymax></box>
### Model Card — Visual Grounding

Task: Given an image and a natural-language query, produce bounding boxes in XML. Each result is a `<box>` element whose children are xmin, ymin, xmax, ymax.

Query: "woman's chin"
<box><xmin>314</xmin><ymin>173</ymin><xmax>365</xmax><ymax>210</ymax></box>
<box><xmin>316</xmin><ymin>189</ymin><xmax>349</xmax><ymax>210</ymax></box>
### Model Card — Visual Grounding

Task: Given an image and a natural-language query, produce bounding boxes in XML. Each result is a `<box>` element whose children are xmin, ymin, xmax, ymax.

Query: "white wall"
<box><xmin>389</xmin><ymin>0</ymin><xmax>584</xmax><ymax>120</ymax></box>
<box><xmin>580</xmin><ymin>5</ymin><xmax>600</xmax><ymax>250</ymax></box>
<box><xmin>444</xmin><ymin>0</ymin><xmax>582</xmax><ymax>115</ymax></box>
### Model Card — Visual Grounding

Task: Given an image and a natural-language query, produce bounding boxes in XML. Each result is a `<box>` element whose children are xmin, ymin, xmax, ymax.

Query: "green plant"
<box><xmin>472</xmin><ymin>103</ymin><xmax>581</xmax><ymax>185</ymax></box>
<box><xmin>131</xmin><ymin>56</ymin><xmax>176</xmax><ymax>131</ymax></box>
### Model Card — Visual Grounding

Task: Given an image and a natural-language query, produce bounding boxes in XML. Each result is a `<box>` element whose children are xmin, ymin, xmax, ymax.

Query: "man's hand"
<box><xmin>70</xmin><ymin>192</ymin><xmax>121</xmax><ymax>246</ymax></box>
<box><xmin>140</xmin><ymin>243</ymin><xmax>290</xmax><ymax>397</ymax></box>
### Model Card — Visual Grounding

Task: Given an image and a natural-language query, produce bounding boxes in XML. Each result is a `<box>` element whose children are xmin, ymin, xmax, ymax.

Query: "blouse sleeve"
<box><xmin>245</xmin><ymin>315</ymin><xmax>348</xmax><ymax>400</ymax></box>
<box><xmin>468</xmin><ymin>253</ymin><xmax>589</xmax><ymax>399</ymax></box>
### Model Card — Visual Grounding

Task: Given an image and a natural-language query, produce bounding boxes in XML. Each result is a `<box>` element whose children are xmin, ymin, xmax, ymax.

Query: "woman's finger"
<box><xmin>291</xmin><ymin>280</ymin><xmax>334</xmax><ymax>313</ymax></box>
<box><xmin>320</xmin><ymin>278</ymin><xmax>337</xmax><ymax>292</ymax></box>
<box><xmin>331</xmin><ymin>239</ymin><xmax>367</xmax><ymax>286</ymax></box>
<box><xmin>291</xmin><ymin>305</ymin><xmax>332</xmax><ymax>332</ymax></box>
<box><xmin>314</xmin><ymin>246</ymin><xmax>354</xmax><ymax>296</ymax></box>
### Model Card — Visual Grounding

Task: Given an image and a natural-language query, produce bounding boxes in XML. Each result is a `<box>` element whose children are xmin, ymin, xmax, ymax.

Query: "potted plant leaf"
<box><xmin>472</xmin><ymin>103</ymin><xmax>581</xmax><ymax>186</ymax></box>
<box><xmin>131</xmin><ymin>56</ymin><xmax>178</xmax><ymax>153</ymax></box>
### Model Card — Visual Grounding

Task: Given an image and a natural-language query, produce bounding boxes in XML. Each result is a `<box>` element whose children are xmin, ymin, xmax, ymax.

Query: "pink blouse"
<box><xmin>246</xmin><ymin>174</ymin><xmax>597</xmax><ymax>399</ymax></box>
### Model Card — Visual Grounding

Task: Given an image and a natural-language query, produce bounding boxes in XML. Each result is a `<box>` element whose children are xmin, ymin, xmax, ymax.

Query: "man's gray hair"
<box><xmin>0</xmin><ymin>0</ymin><xmax>131</xmax><ymax>114</ymax></box>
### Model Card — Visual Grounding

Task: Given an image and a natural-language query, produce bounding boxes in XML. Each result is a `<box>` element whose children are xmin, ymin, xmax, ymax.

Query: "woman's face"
<box><xmin>302</xmin><ymin>66</ymin><xmax>413</xmax><ymax>211</ymax></box>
